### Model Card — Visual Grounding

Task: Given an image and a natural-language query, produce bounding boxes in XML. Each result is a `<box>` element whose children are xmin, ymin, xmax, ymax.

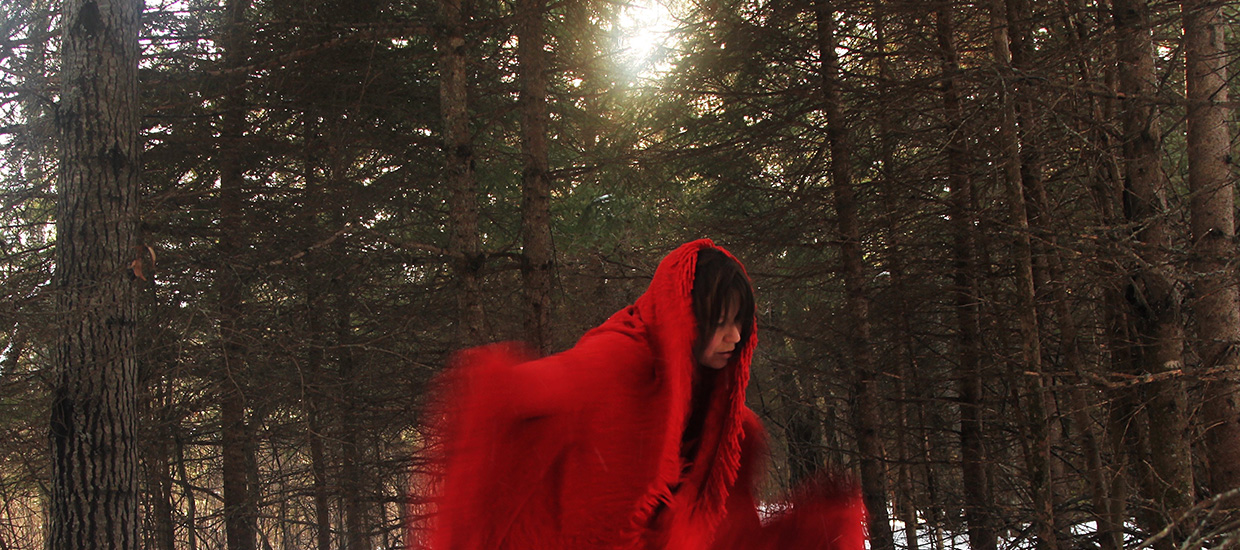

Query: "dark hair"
<box><xmin>691</xmin><ymin>248</ymin><xmax>755</xmax><ymax>354</ymax></box>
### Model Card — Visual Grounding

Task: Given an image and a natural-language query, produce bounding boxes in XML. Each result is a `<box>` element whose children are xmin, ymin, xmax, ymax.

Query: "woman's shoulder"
<box><xmin>581</xmin><ymin>304</ymin><xmax>648</xmax><ymax>341</ymax></box>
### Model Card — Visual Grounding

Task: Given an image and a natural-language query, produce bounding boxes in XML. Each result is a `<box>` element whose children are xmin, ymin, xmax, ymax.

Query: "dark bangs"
<box><xmin>692</xmin><ymin>248</ymin><xmax>756</xmax><ymax>348</ymax></box>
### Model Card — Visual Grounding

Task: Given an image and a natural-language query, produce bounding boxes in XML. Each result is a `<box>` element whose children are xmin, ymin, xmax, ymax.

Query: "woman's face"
<box><xmin>697</xmin><ymin>298</ymin><xmax>743</xmax><ymax>370</ymax></box>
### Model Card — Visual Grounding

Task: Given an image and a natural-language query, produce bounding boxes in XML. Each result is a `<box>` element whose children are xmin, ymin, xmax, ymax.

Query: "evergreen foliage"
<box><xmin>1</xmin><ymin>0</ymin><xmax>1238</xmax><ymax>548</ymax></box>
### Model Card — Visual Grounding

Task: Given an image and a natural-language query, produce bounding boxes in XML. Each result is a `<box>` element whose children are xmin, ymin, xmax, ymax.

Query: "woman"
<box><xmin>416</xmin><ymin>239</ymin><xmax>864</xmax><ymax>550</ymax></box>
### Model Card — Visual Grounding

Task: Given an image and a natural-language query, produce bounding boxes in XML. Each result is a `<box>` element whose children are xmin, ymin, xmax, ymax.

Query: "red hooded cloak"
<box><xmin>414</xmin><ymin>240</ymin><xmax>865</xmax><ymax>550</ymax></box>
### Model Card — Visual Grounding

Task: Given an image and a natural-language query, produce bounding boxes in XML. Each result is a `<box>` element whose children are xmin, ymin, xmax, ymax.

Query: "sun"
<box><xmin>615</xmin><ymin>0</ymin><xmax>677</xmax><ymax>77</ymax></box>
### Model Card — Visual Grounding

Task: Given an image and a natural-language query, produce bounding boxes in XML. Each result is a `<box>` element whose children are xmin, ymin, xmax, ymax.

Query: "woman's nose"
<box><xmin>725</xmin><ymin>323</ymin><xmax>741</xmax><ymax>343</ymax></box>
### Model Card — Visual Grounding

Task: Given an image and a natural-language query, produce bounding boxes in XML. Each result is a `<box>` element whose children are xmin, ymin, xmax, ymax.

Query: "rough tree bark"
<box><xmin>517</xmin><ymin>0</ymin><xmax>554</xmax><ymax>354</ymax></box>
<box><xmin>322</xmin><ymin>114</ymin><xmax>369</xmax><ymax>550</ymax></box>
<box><xmin>1005</xmin><ymin>0</ymin><xmax>1079</xmax><ymax>546</ymax></box>
<box><xmin>438</xmin><ymin>0</ymin><xmax>486</xmax><ymax>347</ymax></box>
<box><xmin>148</xmin><ymin>382</ymin><xmax>177</xmax><ymax>550</ymax></box>
<box><xmin>216</xmin><ymin>0</ymin><xmax>258</xmax><ymax>548</ymax></box>
<box><xmin>1182</xmin><ymin>0</ymin><xmax>1240</xmax><ymax>502</ymax></box>
<box><xmin>782</xmin><ymin>362</ymin><xmax>825</xmax><ymax>488</ymax></box>
<box><xmin>49</xmin><ymin>0</ymin><xmax>142</xmax><ymax>548</ymax></box>
<box><xmin>301</xmin><ymin>113</ymin><xmax>333</xmax><ymax>550</ymax></box>
<box><xmin>309</xmin><ymin>402</ymin><xmax>331</xmax><ymax>550</ymax></box>
<box><xmin>1112</xmin><ymin>0</ymin><xmax>1194</xmax><ymax>544</ymax></box>
<box><xmin>140</xmin><ymin>274</ymin><xmax>177</xmax><ymax>550</ymax></box>
<box><xmin>1058</xmin><ymin>3</ymin><xmax>1126</xmax><ymax>548</ymax></box>
<box><xmin>175</xmin><ymin>435</ymin><xmax>199</xmax><ymax>550</ymax></box>
<box><xmin>336</xmin><ymin>287</ymin><xmax>369</xmax><ymax>550</ymax></box>
<box><xmin>1060</xmin><ymin>2</ymin><xmax>1137</xmax><ymax>542</ymax></box>
<box><xmin>813</xmin><ymin>4</ymin><xmax>894</xmax><ymax>550</ymax></box>
<box><xmin>987</xmin><ymin>0</ymin><xmax>1060</xmax><ymax>547</ymax></box>
<box><xmin>874</xmin><ymin>11</ymin><xmax>921</xmax><ymax>549</ymax></box>
<box><xmin>935</xmin><ymin>5</ymin><xmax>998</xmax><ymax>550</ymax></box>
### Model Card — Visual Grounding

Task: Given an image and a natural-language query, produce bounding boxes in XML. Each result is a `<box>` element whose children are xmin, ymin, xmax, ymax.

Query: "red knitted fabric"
<box><xmin>411</xmin><ymin>240</ymin><xmax>867</xmax><ymax>550</ymax></box>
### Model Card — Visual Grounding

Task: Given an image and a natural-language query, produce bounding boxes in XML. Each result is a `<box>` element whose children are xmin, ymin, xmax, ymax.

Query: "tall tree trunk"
<box><xmin>278</xmin><ymin>494</ymin><xmax>292</xmax><ymax>550</ymax></box>
<box><xmin>517</xmin><ymin>0</ymin><xmax>554</xmax><ymax>354</ymax></box>
<box><xmin>339</xmin><ymin>367</ymin><xmax>368</xmax><ymax>550</ymax></box>
<box><xmin>332</xmin><ymin>234</ymin><xmax>368</xmax><ymax>550</ymax></box>
<box><xmin>1059</xmin><ymin>4</ymin><xmax>1127</xmax><ymax>548</ymax></box>
<box><xmin>935</xmin><ymin>5</ymin><xmax>997</xmax><ymax>550</ymax></box>
<box><xmin>987</xmin><ymin>0</ymin><xmax>1058</xmax><ymax>547</ymax></box>
<box><xmin>1112</xmin><ymin>0</ymin><xmax>1194</xmax><ymax>543</ymax></box>
<box><xmin>782</xmin><ymin>363</ymin><xmax>824</xmax><ymax>488</ymax></box>
<box><xmin>149</xmin><ymin>382</ymin><xmax>177</xmax><ymax>550</ymax></box>
<box><xmin>1182</xmin><ymin>0</ymin><xmax>1240</xmax><ymax>501</ymax></box>
<box><xmin>177</xmin><ymin>435</ymin><xmax>199</xmax><ymax>550</ymax></box>
<box><xmin>1079</xmin><ymin>15</ymin><xmax>1136</xmax><ymax>550</ymax></box>
<box><xmin>1031</xmin><ymin>140</ymin><xmax>1115</xmax><ymax>550</ymax></box>
<box><xmin>148</xmin><ymin>442</ymin><xmax>175</xmax><ymax>550</ymax></box>
<box><xmin>220</xmin><ymin>352</ymin><xmax>255</xmax><ymax>550</ymax></box>
<box><xmin>1008</xmin><ymin>0</ymin><xmax>1086</xmax><ymax>543</ymax></box>
<box><xmin>1005</xmin><ymin>0</ymin><xmax>1071</xmax><ymax>520</ymax></box>
<box><xmin>875</xmin><ymin>12</ymin><xmax>920</xmax><ymax>549</ymax></box>
<box><xmin>438</xmin><ymin>0</ymin><xmax>486</xmax><ymax>347</ymax></box>
<box><xmin>49</xmin><ymin>1</ymin><xmax>141</xmax><ymax>548</ymax></box>
<box><xmin>1104</xmin><ymin>327</ymin><xmax>1144</xmax><ymax>550</ymax></box>
<box><xmin>217</xmin><ymin>0</ymin><xmax>257</xmax><ymax>548</ymax></box>
<box><xmin>141</xmin><ymin>271</ymin><xmax>177</xmax><ymax>550</ymax></box>
<box><xmin>814</xmin><ymin>4</ymin><xmax>893</xmax><ymax>550</ymax></box>
<box><xmin>307</xmin><ymin>295</ymin><xmax>332</xmax><ymax>550</ymax></box>
<box><xmin>301</xmin><ymin>104</ymin><xmax>334</xmax><ymax>550</ymax></box>
<box><xmin>310</xmin><ymin>405</ymin><xmax>332</xmax><ymax>550</ymax></box>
